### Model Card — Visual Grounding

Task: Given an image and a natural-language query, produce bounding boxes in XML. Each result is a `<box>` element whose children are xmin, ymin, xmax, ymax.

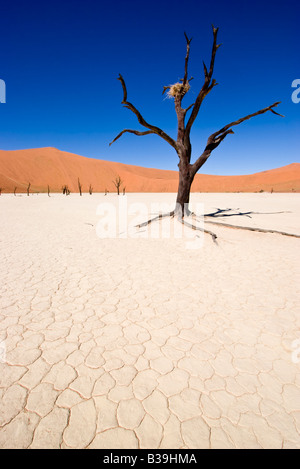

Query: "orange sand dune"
<box><xmin>0</xmin><ymin>147</ymin><xmax>299</xmax><ymax>193</ymax></box>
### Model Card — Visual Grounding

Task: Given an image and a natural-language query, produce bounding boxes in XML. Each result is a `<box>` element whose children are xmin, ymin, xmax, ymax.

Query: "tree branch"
<box><xmin>111</xmin><ymin>74</ymin><xmax>177</xmax><ymax>150</ymax></box>
<box><xmin>162</xmin><ymin>85</ymin><xmax>171</xmax><ymax>95</ymax></box>
<box><xmin>183</xmin><ymin>32</ymin><xmax>193</xmax><ymax>87</ymax></box>
<box><xmin>186</xmin><ymin>25</ymin><xmax>220</xmax><ymax>134</ymax></box>
<box><xmin>184</xmin><ymin>102</ymin><xmax>195</xmax><ymax>114</ymax></box>
<box><xmin>210</xmin><ymin>101</ymin><xmax>283</xmax><ymax>140</ymax></box>
<box><xmin>191</xmin><ymin>101</ymin><xmax>283</xmax><ymax>174</ymax></box>
<box><xmin>109</xmin><ymin>129</ymin><xmax>156</xmax><ymax>146</ymax></box>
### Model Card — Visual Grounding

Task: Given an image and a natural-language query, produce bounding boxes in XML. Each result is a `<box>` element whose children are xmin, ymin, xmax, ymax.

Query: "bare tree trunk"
<box><xmin>78</xmin><ymin>178</ymin><xmax>82</xmax><ymax>196</ymax></box>
<box><xmin>175</xmin><ymin>176</ymin><xmax>193</xmax><ymax>215</ymax></box>
<box><xmin>175</xmin><ymin>160</ymin><xmax>194</xmax><ymax>216</ymax></box>
<box><xmin>62</xmin><ymin>185</ymin><xmax>70</xmax><ymax>195</ymax></box>
<box><xmin>14</xmin><ymin>187</ymin><xmax>17</xmax><ymax>196</ymax></box>
<box><xmin>27</xmin><ymin>183</ymin><xmax>31</xmax><ymax>196</ymax></box>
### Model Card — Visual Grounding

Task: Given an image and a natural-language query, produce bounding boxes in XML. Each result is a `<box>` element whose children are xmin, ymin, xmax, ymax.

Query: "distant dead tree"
<box><xmin>0</xmin><ymin>187</ymin><xmax>2</xmax><ymax>195</ymax></box>
<box><xmin>104</xmin><ymin>188</ymin><xmax>108</xmax><ymax>196</ymax></box>
<box><xmin>14</xmin><ymin>187</ymin><xmax>17</xmax><ymax>196</ymax></box>
<box><xmin>78</xmin><ymin>178</ymin><xmax>83</xmax><ymax>196</ymax></box>
<box><xmin>89</xmin><ymin>184</ymin><xmax>93</xmax><ymax>195</ymax></box>
<box><xmin>110</xmin><ymin>26</ymin><xmax>283</xmax><ymax>239</ymax></box>
<box><xmin>123</xmin><ymin>186</ymin><xmax>126</xmax><ymax>195</ymax></box>
<box><xmin>27</xmin><ymin>183</ymin><xmax>31</xmax><ymax>196</ymax></box>
<box><xmin>48</xmin><ymin>185</ymin><xmax>50</xmax><ymax>197</ymax></box>
<box><xmin>62</xmin><ymin>185</ymin><xmax>70</xmax><ymax>195</ymax></box>
<box><xmin>112</xmin><ymin>175</ymin><xmax>123</xmax><ymax>195</ymax></box>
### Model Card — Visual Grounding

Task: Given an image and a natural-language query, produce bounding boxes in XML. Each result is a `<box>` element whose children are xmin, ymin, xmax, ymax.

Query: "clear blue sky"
<box><xmin>0</xmin><ymin>0</ymin><xmax>299</xmax><ymax>175</ymax></box>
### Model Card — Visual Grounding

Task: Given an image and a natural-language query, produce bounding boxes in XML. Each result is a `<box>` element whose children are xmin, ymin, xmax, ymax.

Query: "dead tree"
<box><xmin>89</xmin><ymin>184</ymin><xmax>93</xmax><ymax>195</ymax></box>
<box><xmin>123</xmin><ymin>186</ymin><xmax>126</xmax><ymax>195</ymax></box>
<box><xmin>113</xmin><ymin>175</ymin><xmax>123</xmax><ymax>195</ymax></box>
<box><xmin>14</xmin><ymin>187</ymin><xmax>17</xmax><ymax>196</ymax></box>
<box><xmin>0</xmin><ymin>187</ymin><xmax>2</xmax><ymax>195</ymax></box>
<box><xmin>78</xmin><ymin>177</ymin><xmax>82</xmax><ymax>196</ymax></box>
<box><xmin>62</xmin><ymin>184</ymin><xmax>70</xmax><ymax>195</ymax></box>
<box><xmin>48</xmin><ymin>185</ymin><xmax>50</xmax><ymax>197</ymax></box>
<box><xmin>110</xmin><ymin>26</ymin><xmax>283</xmax><ymax>237</ymax></box>
<box><xmin>27</xmin><ymin>183</ymin><xmax>31</xmax><ymax>196</ymax></box>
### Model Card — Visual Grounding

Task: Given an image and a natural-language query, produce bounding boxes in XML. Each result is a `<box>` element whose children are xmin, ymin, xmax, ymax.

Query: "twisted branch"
<box><xmin>211</xmin><ymin>101</ymin><xmax>283</xmax><ymax>141</ymax></box>
<box><xmin>192</xmin><ymin>101</ymin><xmax>283</xmax><ymax>174</ymax></box>
<box><xmin>109</xmin><ymin>129</ymin><xmax>155</xmax><ymax>146</ymax></box>
<box><xmin>183</xmin><ymin>32</ymin><xmax>193</xmax><ymax>87</ymax></box>
<box><xmin>186</xmin><ymin>25</ymin><xmax>221</xmax><ymax>134</ymax></box>
<box><xmin>111</xmin><ymin>74</ymin><xmax>177</xmax><ymax>150</ymax></box>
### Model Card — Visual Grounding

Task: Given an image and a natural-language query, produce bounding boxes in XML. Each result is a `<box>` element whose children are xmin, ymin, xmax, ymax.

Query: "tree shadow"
<box><xmin>201</xmin><ymin>207</ymin><xmax>291</xmax><ymax>219</ymax></box>
<box><xmin>190</xmin><ymin>207</ymin><xmax>299</xmax><ymax>239</ymax></box>
<box><xmin>135</xmin><ymin>207</ymin><xmax>298</xmax><ymax>242</ymax></box>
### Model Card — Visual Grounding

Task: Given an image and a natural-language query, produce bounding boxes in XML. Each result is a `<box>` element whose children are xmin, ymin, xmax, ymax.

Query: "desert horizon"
<box><xmin>0</xmin><ymin>147</ymin><xmax>299</xmax><ymax>195</ymax></box>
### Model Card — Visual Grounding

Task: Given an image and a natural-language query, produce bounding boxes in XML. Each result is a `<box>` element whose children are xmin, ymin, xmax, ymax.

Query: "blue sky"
<box><xmin>0</xmin><ymin>0</ymin><xmax>299</xmax><ymax>175</ymax></box>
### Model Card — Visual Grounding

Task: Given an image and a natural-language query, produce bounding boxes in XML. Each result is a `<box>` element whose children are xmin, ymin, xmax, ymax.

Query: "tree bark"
<box><xmin>175</xmin><ymin>159</ymin><xmax>194</xmax><ymax>216</ymax></box>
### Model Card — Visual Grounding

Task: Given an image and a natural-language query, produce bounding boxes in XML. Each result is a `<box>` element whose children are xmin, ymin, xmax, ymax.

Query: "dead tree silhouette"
<box><xmin>110</xmin><ymin>26</ymin><xmax>284</xmax><ymax>241</ymax></box>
